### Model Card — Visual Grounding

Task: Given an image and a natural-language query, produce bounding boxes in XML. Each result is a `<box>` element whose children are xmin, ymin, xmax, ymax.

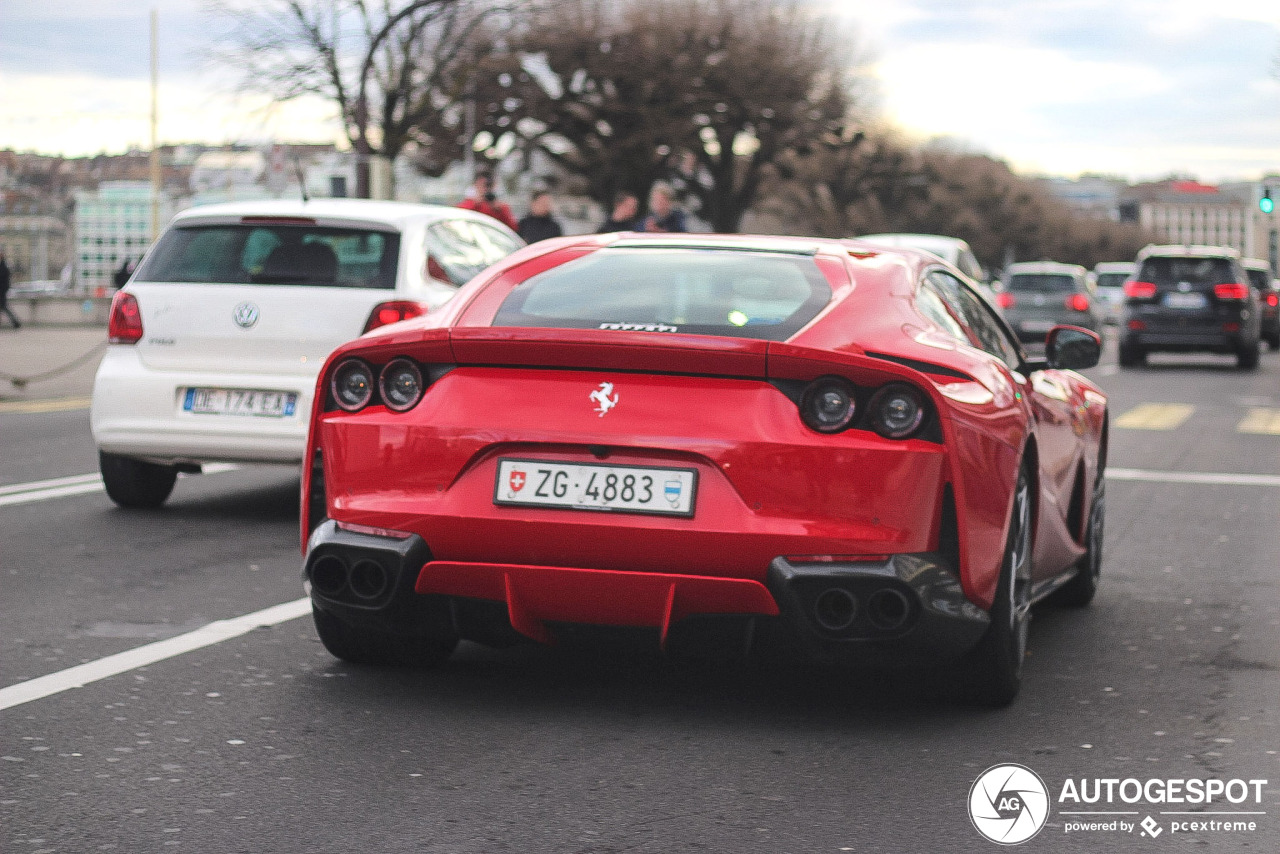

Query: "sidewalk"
<box><xmin>0</xmin><ymin>326</ymin><xmax>108</xmax><ymax>404</ymax></box>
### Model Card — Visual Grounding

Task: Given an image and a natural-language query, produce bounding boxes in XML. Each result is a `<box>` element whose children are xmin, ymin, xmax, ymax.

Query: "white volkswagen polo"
<box><xmin>90</xmin><ymin>198</ymin><xmax>523</xmax><ymax>508</ymax></box>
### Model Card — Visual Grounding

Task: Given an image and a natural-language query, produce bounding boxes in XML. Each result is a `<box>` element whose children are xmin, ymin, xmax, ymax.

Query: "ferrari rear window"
<box><xmin>1007</xmin><ymin>273</ymin><xmax>1075</xmax><ymax>292</ymax></box>
<box><xmin>491</xmin><ymin>248</ymin><xmax>832</xmax><ymax>340</ymax></box>
<box><xmin>134</xmin><ymin>224</ymin><xmax>400</xmax><ymax>289</ymax></box>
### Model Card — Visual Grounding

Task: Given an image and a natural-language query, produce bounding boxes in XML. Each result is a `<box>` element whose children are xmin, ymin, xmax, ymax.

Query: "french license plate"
<box><xmin>183</xmin><ymin>387</ymin><xmax>298</xmax><ymax>418</ymax></box>
<box><xmin>1163</xmin><ymin>292</ymin><xmax>1207</xmax><ymax>309</ymax></box>
<box><xmin>494</xmin><ymin>459</ymin><xmax>697</xmax><ymax>517</ymax></box>
<box><xmin>1020</xmin><ymin>320</ymin><xmax>1055</xmax><ymax>333</ymax></box>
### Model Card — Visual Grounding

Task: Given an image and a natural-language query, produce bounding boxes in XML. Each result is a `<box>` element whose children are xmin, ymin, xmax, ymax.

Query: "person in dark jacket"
<box><xmin>639</xmin><ymin>183</ymin><xmax>687</xmax><ymax>233</ymax></box>
<box><xmin>516</xmin><ymin>191</ymin><xmax>564</xmax><ymax>244</ymax></box>
<box><xmin>596</xmin><ymin>192</ymin><xmax>639</xmax><ymax>233</ymax></box>
<box><xmin>0</xmin><ymin>252</ymin><xmax>20</xmax><ymax>329</ymax></box>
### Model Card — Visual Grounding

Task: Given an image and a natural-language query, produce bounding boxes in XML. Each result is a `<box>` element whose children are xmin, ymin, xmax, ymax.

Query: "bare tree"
<box><xmin>213</xmin><ymin>0</ymin><xmax>514</xmax><ymax>197</ymax></box>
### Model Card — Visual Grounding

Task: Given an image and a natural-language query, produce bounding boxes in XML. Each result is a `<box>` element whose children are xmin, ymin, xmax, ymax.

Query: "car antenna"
<box><xmin>293</xmin><ymin>156</ymin><xmax>309</xmax><ymax>203</ymax></box>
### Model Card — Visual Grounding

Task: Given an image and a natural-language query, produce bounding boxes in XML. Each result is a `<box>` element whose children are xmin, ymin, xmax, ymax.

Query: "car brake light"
<box><xmin>1223</xmin><ymin>322</ymin><xmax>1240</xmax><ymax>333</ymax></box>
<box><xmin>363</xmin><ymin>300</ymin><xmax>429</xmax><ymax>333</ymax></box>
<box><xmin>1124</xmin><ymin>281</ymin><xmax>1157</xmax><ymax>298</ymax></box>
<box><xmin>107</xmin><ymin>291</ymin><xmax>143</xmax><ymax>343</ymax></box>
<box><xmin>1066</xmin><ymin>293</ymin><xmax>1090</xmax><ymax>312</ymax></box>
<box><xmin>1267</xmin><ymin>292</ymin><xmax>1279</xmax><ymax>307</ymax></box>
<box><xmin>1127</xmin><ymin>319</ymin><xmax>1146</xmax><ymax>331</ymax></box>
<box><xmin>426</xmin><ymin>256</ymin><xmax>450</xmax><ymax>283</ymax></box>
<box><xmin>994</xmin><ymin>291</ymin><xmax>1015</xmax><ymax>309</ymax></box>
<box><xmin>1213</xmin><ymin>282</ymin><xmax>1249</xmax><ymax>300</ymax></box>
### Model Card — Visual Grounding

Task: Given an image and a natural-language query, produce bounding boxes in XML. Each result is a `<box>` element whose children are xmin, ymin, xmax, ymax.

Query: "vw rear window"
<box><xmin>1138</xmin><ymin>257</ymin><xmax>1235</xmax><ymax>289</ymax></box>
<box><xmin>491</xmin><ymin>248</ymin><xmax>832</xmax><ymax>341</ymax></box>
<box><xmin>134</xmin><ymin>224</ymin><xmax>400</xmax><ymax>289</ymax></box>
<box><xmin>1007</xmin><ymin>273</ymin><xmax>1076</xmax><ymax>292</ymax></box>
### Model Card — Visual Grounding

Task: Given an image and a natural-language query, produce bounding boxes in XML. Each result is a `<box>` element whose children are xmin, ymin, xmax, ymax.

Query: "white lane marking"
<box><xmin>1107</xmin><ymin>467</ymin><xmax>1280</xmax><ymax>488</ymax></box>
<box><xmin>0</xmin><ymin>463</ymin><xmax>241</xmax><ymax>508</ymax></box>
<box><xmin>0</xmin><ymin>597</ymin><xmax>311</xmax><ymax>712</ymax></box>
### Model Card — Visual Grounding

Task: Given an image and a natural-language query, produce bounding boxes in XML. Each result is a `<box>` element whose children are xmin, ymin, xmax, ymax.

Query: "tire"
<box><xmin>1237</xmin><ymin>340</ymin><xmax>1259</xmax><ymax>370</ymax></box>
<box><xmin>1049</xmin><ymin>477</ymin><xmax>1104</xmax><ymax>607</ymax></box>
<box><xmin>1267</xmin><ymin>331</ymin><xmax>1280</xmax><ymax>351</ymax></box>
<box><xmin>98</xmin><ymin>450</ymin><xmax>178</xmax><ymax>509</ymax></box>
<box><xmin>312</xmin><ymin>605</ymin><xmax>457</xmax><ymax>667</ymax></box>
<box><xmin>958</xmin><ymin>465</ymin><xmax>1033</xmax><ymax>707</ymax></box>
<box><xmin>1117</xmin><ymin>343</ymin><xmax>1145</xmax><ymax>367</ymax></box>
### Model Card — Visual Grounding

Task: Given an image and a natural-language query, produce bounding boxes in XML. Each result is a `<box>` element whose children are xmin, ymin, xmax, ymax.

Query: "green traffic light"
<box><xmin>1262</xmin><ymin>197</ymin><xmax>1275</xmax><ymax>214</ymax></box>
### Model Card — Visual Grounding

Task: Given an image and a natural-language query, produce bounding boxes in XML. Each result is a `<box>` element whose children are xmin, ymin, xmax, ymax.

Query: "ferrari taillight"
<box><xmin>327</xmin><ymin>356</ymin><xmax>436</xmax><ymax>413</ymax></box>
<box><xmin>379</xmin><ymin>359</ymin><xmax>424</xmax><ymax>412</ymax></box>
<box><xmin>1124</xmin><ymin>281</ymin><xmax>1157</xmax><ymax>299</ymax></box>
<box><xmin>107</xmin><ymin>291</ymin><xmax>143</xmax><ymax>344</ymax></box>
<box><xmin>1213</xmin><ymin>282</ymin><xmax>1249</xmax><ymax>301</ymax></box>
<box><xmin>330</xmin><ymin>359</ymin><xmax>375</xmax><ymax>411</ymax></box>
<box><xmin>868</xmin><ymin>383</ymin><xmax>926</xmax><ymax>439</ymax></box>
<box><xmin>364</xmin><ymin>300</ymin><xmax>429</xmax><ymax>333</ymax></box>
<box><xmin>794</xmin><ymin>376</ymin><xmax>930</xmax><ymax>440</ymax></box>
<box><xmin>800</xmin><ymin>376</ymin><xmax>857</xmax><ymax>433</ymax></box>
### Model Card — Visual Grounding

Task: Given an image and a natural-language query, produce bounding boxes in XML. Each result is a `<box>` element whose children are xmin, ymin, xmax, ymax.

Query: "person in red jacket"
<box><xmin>457</xmin><ymin>171</ymin><xmax>518</xmax><ymax>232</ymax></box>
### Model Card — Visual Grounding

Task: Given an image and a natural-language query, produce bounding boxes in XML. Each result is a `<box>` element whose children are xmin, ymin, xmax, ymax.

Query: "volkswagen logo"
<box><xmin>233</xmin><ymin>302</ymin><xmax>260</xmax><ymax>329</ymax></box>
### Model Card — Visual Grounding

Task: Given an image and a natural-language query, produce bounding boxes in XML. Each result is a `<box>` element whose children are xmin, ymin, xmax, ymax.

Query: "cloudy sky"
<box><xmin>1</xmin><ymin>0</ymin><xmax>1277</xmax><ymax>181</ymax></box>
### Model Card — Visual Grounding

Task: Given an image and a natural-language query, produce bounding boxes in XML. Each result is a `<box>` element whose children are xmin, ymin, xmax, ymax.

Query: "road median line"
<box><xmin>0</xmin><ymin>597</ymin><xmax>312</xmax><ymax>712</ymax></box>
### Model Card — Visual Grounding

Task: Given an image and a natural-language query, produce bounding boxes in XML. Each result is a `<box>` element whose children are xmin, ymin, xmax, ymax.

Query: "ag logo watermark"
<box><xmin>969</xmin><ymin>764</ymin><xmax>1051</xmax><ymax>845</ymax></box>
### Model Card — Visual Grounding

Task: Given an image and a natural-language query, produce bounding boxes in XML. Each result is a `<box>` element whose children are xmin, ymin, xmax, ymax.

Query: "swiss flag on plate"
<box><xmin>509</xmin><ymin>470</ymin><xmax>526</xmax><ymax>493</ymax></box>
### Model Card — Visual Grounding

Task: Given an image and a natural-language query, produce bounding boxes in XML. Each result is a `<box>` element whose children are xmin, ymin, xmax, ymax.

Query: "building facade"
<box><xmin>73</xmin><ymin>182</ymin><xmax>177</xmax><ymax>293</ymax></box>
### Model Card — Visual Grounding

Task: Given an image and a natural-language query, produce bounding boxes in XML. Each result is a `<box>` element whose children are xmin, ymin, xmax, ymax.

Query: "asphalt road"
<box><xmin>2</xmin><ymin>337</ymin><xmax>1278</xmax><ymax>853</ymax></box>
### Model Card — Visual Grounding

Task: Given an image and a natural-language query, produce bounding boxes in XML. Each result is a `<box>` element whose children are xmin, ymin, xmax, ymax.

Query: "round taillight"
<box><xmin>869</xmin><ymin>383</ymin><xmax>926</xmax><ymax>439</ymax></box>
<box><xmin>379</xmin><ymin>358</ymin><xmax>423</xmax><ymax>412</ymax></box>
<box><xmin>331</xmin><ymin>359</ymin><xmax>374</xmax><ymax>411</ymax></box>
<box><xmin>800</xmin><ymin>377</ymin><xmax>857</xmax><ymax>433</ymax></box>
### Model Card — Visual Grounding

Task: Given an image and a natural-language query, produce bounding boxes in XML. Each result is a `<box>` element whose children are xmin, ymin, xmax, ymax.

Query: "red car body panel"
<box><xmin>301</xmin><ymin>233</ymin><xmax>1107</xmax><ymax>650</ymax></box>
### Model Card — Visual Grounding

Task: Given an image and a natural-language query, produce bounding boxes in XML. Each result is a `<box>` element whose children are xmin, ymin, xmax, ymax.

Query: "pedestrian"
<box><xmin>639</xmin><ymin>183</ymin><xmax>688</xmax><ymax>233</ymax></box>
<box><xmin>0</xmin><ymin>252</ymin><xmax>20</xmax><ymax>330</ymax></box>
<box><xmin>516</xmin><ymin>190</ymin><xmax>564</xmax><ymax>244</ymax></box>
<box><xmin>457</xmin><ymin>170</ymin><xmax>518</xmax><ymax>232</ymax></box>
<box><xmin>596</xmin><ymin>192</ymin><xmax>640</xmax><ymax>233</ymax></box>
<box><xmin>113</xmin><ymin>257</ymin><xmax>133</xmax><ymax>289</ymax></box>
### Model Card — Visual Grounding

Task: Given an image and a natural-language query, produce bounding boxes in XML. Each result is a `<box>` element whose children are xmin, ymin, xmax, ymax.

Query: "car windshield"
<box><xmin>1007</xmin><ymin>273</ymin><xmax>1076</xmax><ymax>292</ymax></box>
<box><xmin>1138</xmin><ymin>257</ymin><xmax>1235</xmax><ymax>288</ymax></box>
<box><xmin>134</xmin><ymin>224</ymin><xmax>400</xmax><ymax>288</ymax></box>
<box><xmin>1096</xmin><ymin>273</ymin><xmax>1129</xmax><ymax>289</ymax></box>
<box><xmin>492</xmin><ymin>248</ymin><xmax>832</xmax><ymax>341</ymax></box>
<box><xmin>425</xmin><ymin>219</ymin><xmax>523</xmax><ymax>285</ymax></box>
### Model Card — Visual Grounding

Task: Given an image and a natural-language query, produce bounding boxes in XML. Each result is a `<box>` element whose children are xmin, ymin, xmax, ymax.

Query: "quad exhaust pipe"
<box><xmin>811</xmin><ymin>585</ymin><xmax>913</xmax><ymax>634</ymax></box>
<box><xmin>308</xmin><ymin>553</ymin><xmax>392</xmax><ymax>602</ymax></box>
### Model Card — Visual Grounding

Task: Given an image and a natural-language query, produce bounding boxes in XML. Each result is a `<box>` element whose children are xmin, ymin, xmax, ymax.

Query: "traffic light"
<box><xmin>1262</xmin><ymin>186</ymin><xmax>1275</xmax><ymax>214</ymax></box>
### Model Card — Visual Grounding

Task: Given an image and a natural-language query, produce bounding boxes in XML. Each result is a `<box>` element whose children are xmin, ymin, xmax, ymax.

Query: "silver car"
<box><xmin>996</xmin><ymin>261</ymin><xmax>1101</xmax><ymax>344</ymax></box>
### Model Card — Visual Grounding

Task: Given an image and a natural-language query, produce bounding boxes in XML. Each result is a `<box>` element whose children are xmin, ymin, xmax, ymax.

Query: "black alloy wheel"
<box><xmin>958</xmin><ymin>465</ymin><xmax>1033</xmax><ymax>706</ymax></box>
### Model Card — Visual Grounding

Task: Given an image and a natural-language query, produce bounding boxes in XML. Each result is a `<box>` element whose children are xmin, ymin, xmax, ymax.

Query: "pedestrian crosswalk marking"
<box><xmin>1114</xmin><ymin>403</ymin><xmax>1195</xmax><ymax>430</ymax></box>
<box><xmin>1237</xmin><ymin>408</ymin><xmax>1280</xmax><ymax>435</ymax></box>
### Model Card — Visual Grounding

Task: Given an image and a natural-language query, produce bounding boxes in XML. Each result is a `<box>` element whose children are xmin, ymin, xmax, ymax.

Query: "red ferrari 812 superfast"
<box><xmin>301</xmin><ymin>233</ymin><xmax>1108</xmax><ymax>705</ymax></box>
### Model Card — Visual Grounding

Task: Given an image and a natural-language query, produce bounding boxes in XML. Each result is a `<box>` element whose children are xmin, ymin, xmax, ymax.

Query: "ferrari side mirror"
<box><xmin>1045</xmin><ymin>326</ymin><xmax>1101</xmax><ymax>370</ymax></box>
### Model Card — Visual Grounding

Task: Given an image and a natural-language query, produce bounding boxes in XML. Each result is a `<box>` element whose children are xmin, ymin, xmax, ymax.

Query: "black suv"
<box><xmin>1119</xmin><ymin>245</ymin><xmax>1261</xmax><ymax>369</ymax></box>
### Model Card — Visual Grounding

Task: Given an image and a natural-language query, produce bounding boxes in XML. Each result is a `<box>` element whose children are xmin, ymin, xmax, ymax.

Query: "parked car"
<box><xmin>90</xmin><ymin>199</ymin><xmax>523</xmax><ymax>508</ymax></box>
<box><xmin>301</xmin><ymin>232</ymin><xmax>1108</xmax><ymax>705</ymax></box>
<box><xmin>1119</xmin><ymin>244</ymin><xmax>1261</xmax><ymax>369</ymax></box>
<box><xmin>1091</xmin><ymin>261</ymin><xmax>1134</xmax><ymax>325</ymax></box>
<box><xmin>1241</xmin><ymin>258</ymin><xmax>1279</xmax><ymax>350</ymax></box>
<box><xmin>994</xmin><ymin>261</ymin><xmax>1101</xmax><ymax>343</ymax></box>
<box><xmin>855</xmin><ymin>233</ymin><xmax>997</xmax><ymax>303</ymax></box>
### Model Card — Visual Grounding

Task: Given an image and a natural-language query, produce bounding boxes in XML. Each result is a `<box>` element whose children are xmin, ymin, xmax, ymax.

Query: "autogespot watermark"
<box><xmin>967</xmin><ymin>765</ymin><xmax>1269</xmax><ymax>845</ymax></box>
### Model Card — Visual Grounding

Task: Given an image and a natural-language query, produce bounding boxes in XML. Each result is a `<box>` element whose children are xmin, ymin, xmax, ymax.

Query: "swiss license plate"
<box><xmin>494</xmin><ymin>459</ymin><xmax>697</xmax><ymax>517</ymax></box>
<box><xmin>183</xmin><ymin>387</ymin><xmax>298</xmax><ymax>418</ymax></box>
<box><xmin>1163</xmin><ymin>292</ymin><xmax>1207</xmax><ymax>309</ymax></box>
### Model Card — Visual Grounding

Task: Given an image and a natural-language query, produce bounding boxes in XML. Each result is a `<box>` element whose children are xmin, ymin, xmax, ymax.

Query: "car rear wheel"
<box><xmin>98</xmin><ymin>451</ymin><xmax>178</xmax><ymax>509</ymax></box>
<box><xmin>957</xmin><ymin>465</ymin><xmax>1032</xmax><ymax>706</ymax></box>
<box><xmin>312</xmin><ymin>605</ymin><xmax>457</xmax><ymax>667</ymax></box>
<box><xmin>1237</xmin><ymin>340</ymin><xmax>1259</xmax><ymax>370</ymax></box>
<box><xmin>1267</xmin><ymin>332</ymin><xmax>1280</xmax><ymax>351</ymax></box>
<box><xmin>1117</xmin><ymin>343</ymin><xmax>1146</xmax><ymax>367</ymax></box>
<box><xmin>1049</xmin><ymin>476</ymin><xmax>1104</xmax><ymax>607</ymax></box>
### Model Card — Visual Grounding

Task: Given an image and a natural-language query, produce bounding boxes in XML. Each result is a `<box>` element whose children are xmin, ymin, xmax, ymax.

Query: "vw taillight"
<box><xmin>1124</xmin><ymin>281</ymin><xmax>1157</xmax><ymax>299</ymax></box>
<box><xmin>107</xmin><ymin>291</ymin><xmax>143</xmax><ymax>344</ymax></box>
<box><xmin>1066</xmin><ymin>293</ymin><xmax>1090</xmax><ymax>312</ymax></box>
<box><xmin>1213</xmin><ymin>282</ymin><xmax>1249</xmax><ymax>300</ymax></box>
<box><xmin>363</xmin><ymin>300</ymin><xmax>429</xmax><ymax>333</ymax></box>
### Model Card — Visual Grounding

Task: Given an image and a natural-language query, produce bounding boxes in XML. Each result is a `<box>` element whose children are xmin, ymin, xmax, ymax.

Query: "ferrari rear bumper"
<box><xmin>303</xmin><ymin>521</ymin><xmax>989</xmax><ymax>663</ymax></box>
